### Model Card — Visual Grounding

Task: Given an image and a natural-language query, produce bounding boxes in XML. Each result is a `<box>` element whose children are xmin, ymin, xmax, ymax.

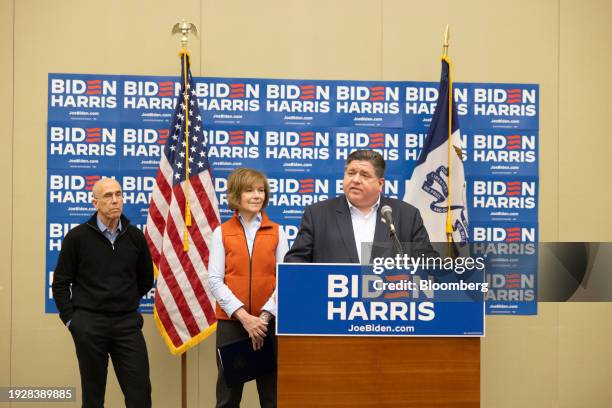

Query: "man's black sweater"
<box><xmin>52</xmin><ymin>213</ymin><xmax>154</xmax><ymax>324</ymax></box>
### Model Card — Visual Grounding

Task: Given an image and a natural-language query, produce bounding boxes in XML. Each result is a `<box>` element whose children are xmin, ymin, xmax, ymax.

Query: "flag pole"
<box><xmin>171</xmin><ymin>19</ymin><xmax>199</xmax><ymax>408</ymax></box>
<box><xmin>442</xmin><ymin>25</ymin><xmax>454</xmax><ymax>245</ymax></box>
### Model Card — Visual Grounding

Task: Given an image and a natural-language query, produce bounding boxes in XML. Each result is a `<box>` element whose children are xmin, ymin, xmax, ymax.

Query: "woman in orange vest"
<box><xmin>209</xmin><ymin>167</ymin><xmax>288</xmax><ymax>408</ymax></box>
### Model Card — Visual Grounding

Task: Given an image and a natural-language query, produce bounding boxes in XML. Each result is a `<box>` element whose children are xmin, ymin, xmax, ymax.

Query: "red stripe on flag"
<box><xmin>155</xmin><ymin>169</ymin><xmax>173</xmax><ymax>205</ymax></box>
<box><xmin>154</xmin><ymin>292</ymin><xmax>183</xmax><ymax>347</ymax></box>
<box><xmin>144</xmin><ymin>230</ymin><xmax>161</xmax><ymax>266</ymax></box>
<box><xmin>164</xmin><ymin>213</ymin><xmax>215</xmax><ymax>325</ymax></box>
<box><xmin>172</xmin><ymin>186</ymin><xmax>211</xmax><ymax>266</ymax></box>
<box><xmin>158</xmin><ymin>253</ymin><xmax>201</xmax><ymax>337</ymax></box>
<box><xmin>146</xmin><ymin>200</ymin><xmax>166</xmax><ymax>262</ymax></box>
<box><xmin>191</xmin><ymin>174</ymin><xmax>222</xmax><ymax>233</ymax></box>
<box><xmin>175</xmin><ymin>179</ymin><xmax>219</xmax><ymax>324</ymax></box>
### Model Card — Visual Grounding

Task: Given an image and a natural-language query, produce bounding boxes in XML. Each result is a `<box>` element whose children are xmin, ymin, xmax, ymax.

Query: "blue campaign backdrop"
<box><xmin>46</xmin><ymin>73</ymin><xmax>539</xmax><ymax>316</ymax></box>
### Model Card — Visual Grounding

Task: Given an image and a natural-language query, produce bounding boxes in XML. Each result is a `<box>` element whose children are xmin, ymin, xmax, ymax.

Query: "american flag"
<box><xmin>145</xmin><ymin>52</ymin><xmax>221</xmax><ymax>355</ymax></box>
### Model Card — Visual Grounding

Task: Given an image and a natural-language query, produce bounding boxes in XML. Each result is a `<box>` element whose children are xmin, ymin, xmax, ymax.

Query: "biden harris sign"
<box><xmin>276</xmin><ymin>264</ymin><xmax>485</xmax><ymax>337</ymax></box>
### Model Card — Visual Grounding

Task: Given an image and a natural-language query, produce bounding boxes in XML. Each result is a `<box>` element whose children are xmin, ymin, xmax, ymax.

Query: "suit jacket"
<box><xmin>284</xmin><ymin>195</ymin><xmax>435</xmax><ymax>264</ymax></box>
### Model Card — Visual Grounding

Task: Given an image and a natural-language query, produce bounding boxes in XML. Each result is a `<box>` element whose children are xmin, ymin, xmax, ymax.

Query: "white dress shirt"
<box><xmin>347</xmin><ymin>196</ymin><xmax>381</xmax><ymax>263</ymax></box>
<box><xmin>208</xmin><ymin>212</ymin><xmax>289</xmax><ymax>318</ymax></box>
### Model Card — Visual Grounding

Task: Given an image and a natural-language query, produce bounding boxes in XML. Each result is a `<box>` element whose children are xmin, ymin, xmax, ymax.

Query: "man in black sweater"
<box><xmin>52</xmin><ymin>178</ymin><xmax>154</xmax><ymax>408</ymax></box>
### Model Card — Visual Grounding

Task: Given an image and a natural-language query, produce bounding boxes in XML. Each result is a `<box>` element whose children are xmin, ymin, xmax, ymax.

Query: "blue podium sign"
<box><xmin>276</xmin><ymin>263</ymin><xmax>485</xmax><ymax>337</ymax></box>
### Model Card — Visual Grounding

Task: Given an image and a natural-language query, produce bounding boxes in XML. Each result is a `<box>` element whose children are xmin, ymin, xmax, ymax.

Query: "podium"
<box><xmin>276</xmin><ymin>264</ymin><xmax>482</xmax><ymax>407</ymax></box>
<box><xmin>278</xmin><ymin>337</ymin><xmax>479</xmax><ymax>407</ymax></box>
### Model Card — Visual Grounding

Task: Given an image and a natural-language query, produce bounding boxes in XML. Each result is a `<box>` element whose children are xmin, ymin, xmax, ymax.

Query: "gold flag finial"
<box><xmin>172</xmin><ymin>19</ymin><xmax>199</xmax><ymax>50</ymax></box>
<box><xmin>442</xmin><ymin>25</ymin><xmax>450</xmax><ymax>57</ymax></box>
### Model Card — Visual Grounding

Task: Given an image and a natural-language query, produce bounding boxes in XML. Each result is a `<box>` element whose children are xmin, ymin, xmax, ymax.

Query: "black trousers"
<box><xmin>215</xmin><ymin>319</ymin><xmax>277</xmax><ymax>408</ymax></box>
<box><xmin>69</xmin><ymin>309</ymin><xmax>151</xmax><ymax>408</ymax></box>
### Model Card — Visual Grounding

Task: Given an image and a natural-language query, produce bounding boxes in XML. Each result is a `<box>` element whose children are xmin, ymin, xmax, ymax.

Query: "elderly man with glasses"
<box><xmin>52</xmin><ymin>177</ymin><xmax>154</xmax><ymax>408</ymax></box>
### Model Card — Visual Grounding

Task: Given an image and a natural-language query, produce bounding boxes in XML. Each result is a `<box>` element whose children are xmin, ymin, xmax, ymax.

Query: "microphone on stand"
<box><xmin>381</xmin><ymin>205</ymin><xmax>403</xmax><ymax>255</ymax></box>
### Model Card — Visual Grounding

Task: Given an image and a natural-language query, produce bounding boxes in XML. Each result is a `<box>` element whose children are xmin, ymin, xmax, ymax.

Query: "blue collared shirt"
<box><xmin>97</xmin><ymin>216</ymin><xmax>122</xmax><ymax>245</ymax></box>
<box><xmin>208</xmin><ymin>212</ymin><xmax>289</xmax><ymax>318</ymax></box>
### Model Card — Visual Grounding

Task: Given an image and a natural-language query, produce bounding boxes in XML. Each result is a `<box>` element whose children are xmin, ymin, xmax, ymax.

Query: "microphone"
<box><xmin>381</xmin><ymin>205</ymin><xmax>403</xmax><ymax>255</ymax></box>
<box><xmin>381</xmin><ymin>205</ymin><xmax>397</xmax><ymax>235</ymax></box>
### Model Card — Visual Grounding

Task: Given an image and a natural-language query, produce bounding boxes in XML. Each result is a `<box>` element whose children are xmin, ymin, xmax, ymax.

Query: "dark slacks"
<box><xmin>215</xmin><ymin>319</ymin><xmax>277</xmax><ymax>408</ymax></box>
<box><xmin>69</xmin><ymin>309</ymin><xmax>151</xmax><ymax>408</ymax></box>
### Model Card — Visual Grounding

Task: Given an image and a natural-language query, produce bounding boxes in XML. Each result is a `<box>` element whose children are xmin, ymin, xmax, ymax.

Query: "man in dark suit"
<box><xmin>285</xmin><ymin>149</ymin><xmax>435</xmax><ymax>264</ymax></box>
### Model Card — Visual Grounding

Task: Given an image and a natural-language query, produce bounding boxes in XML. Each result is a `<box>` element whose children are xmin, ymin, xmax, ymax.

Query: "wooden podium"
<box><xmin>276</xmin><ymin>263</ymin><xmax>482</xmax><ymax>407</ymax></box>
<box><xmin>278</xmin><ymin>336</ymin><xmax>480</xmax><ymax>407</ymax></box>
